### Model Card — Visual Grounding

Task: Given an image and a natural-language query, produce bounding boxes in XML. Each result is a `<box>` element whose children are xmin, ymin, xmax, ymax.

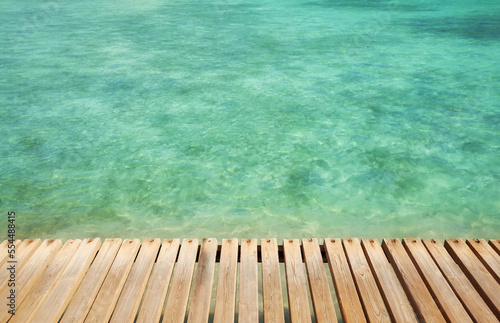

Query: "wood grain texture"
<box><xmin>239</xmin><ymin>239</ymin><xmax>259</xmax><ymax>323</ymax></box>
<box><xmin>489</xmin><ymin>240</ymin><xmax>500</xmax><ymax>255</ymax></box>
<box><xmin>29</xmin><ymin>238</ymin><xmax>101</xmax><ymax>323</ymax></box>
<box><xmin>0</xmin><ymin>239</ymin><xmax>61</xmax><ymax>323</ymax></box>
<box><xmin>423</xmin><ymin>239</ymin><xmax>498</xmax><ymax>323</ymax></box>
<box><xmin>110</xmin><ymin>238</ymin><xmax>161</xmax><ymax>322</ymax></box>
<box><xmin>324</xmin><ymin>238</ymin><xmax>366</xmax><ymax>323</ymax></box>
<box><xmin>187</xmin><ymin>238</ymin><xmax>217</xmax><ymax>323</ymax></box>
<box><xmin>382</xmin><ymin>239</ymin><xmax>446</xmax><ymax>323</ymax></box>
<box><xmin>14</xmin><ymin>239</ymin><xmax>42</xmax><ymax>264</ymax></box>
<box><xmin>163</xmin><ymin>238</ymin><xmax>199</xmax><ymax>323</ymax></box>
<box><xmin>0</xmin><ymin>240</ymin><xmax>9</xmax><ymax>266</ymax></box>
<box><xmin>214</xmin><ymin>238</ymin><xmax>239</xmax><ymax>323</ymax></box>
<box><xmin>0</xmin><ymin>240</ymin><xmax>20</xmax><ymax>267</ymax></box>
<box><xmin>9</xmin><ymin>240</ymin><xmax>82</xmax><ymax>323</ymax></box>
<box><xmin>136</xmin><ymin>239</ymin><xmax>180</xmax><ymax>323</ymax></box>
<box><xmin>13</xmin><ymin>240</ymin><xmax>61</xmax><ymax>296</ymax></box>
<box><xmin>344</xmin><ymin>238</ymin><xmax>390</xmax><ymax>323</ymax></box>
<box><xmin>6</xmin><ymin>237</ymin><xmax>497</xmax><ymax>323</ymax></box>
<box><xmin>84</xmin><ymin>239</ymin><xmax>141</xmax><ymax>323</ymax></box>
<box><xmin>302</xmin><ymin>238</ymin><xmax>336</xmax><ymax>323</ymax></box>
<box><xmin>445</xmin><ymin>238</ymin><xmax>500</xmax><ymax>319</ymax></box>
<box><xmin>403</xmin><ymin>238</ymin><xmax>472</xmax><ymax>323</ymax></box>
<box><xmin>0</xmin><ymin>239</ymin><xmax>41</xmax><ymax>284</ymax></box>
<box><xmin>283</xmin><ymin>239</ymin><xmax>312</xmax><ymax>323</ymax></box>
<box><xmin>261</xmin><ymin>238</ymin><xmax>285</xmax><ymax>323</ymax></box>
<box><xmin>466</xmin><ymin>239</ymin><xmax>500</xmax><ymax>284</ymax></box>
<box><xmin>361</xmin><ymin>239</ymin><xmax>417</xmax><ymax>323</ymax></box>
<box><xmin>60</xmin><ymin>238</ymin><xmax>122</xmax><ymax>323</ymax></box>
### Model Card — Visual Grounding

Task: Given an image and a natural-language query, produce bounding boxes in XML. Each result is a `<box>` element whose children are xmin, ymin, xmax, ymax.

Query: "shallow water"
<box><xmin>1</xmin><ymin>0</ymin><xmax>499</xmax><ymax>241</ymax></box>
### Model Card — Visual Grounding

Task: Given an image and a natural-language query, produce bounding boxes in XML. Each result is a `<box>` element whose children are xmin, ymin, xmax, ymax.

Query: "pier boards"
<box><xmin>1</xmin><ymin>238</ymin><xmax>499</xmax><ymax>322</ymax></box>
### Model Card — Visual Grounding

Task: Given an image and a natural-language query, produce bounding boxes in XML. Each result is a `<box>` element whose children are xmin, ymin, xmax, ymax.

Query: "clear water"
<box><xmin>1</xmin><ymin>0</ymin><xmax>499</xmax><ymax>241</ymax></box>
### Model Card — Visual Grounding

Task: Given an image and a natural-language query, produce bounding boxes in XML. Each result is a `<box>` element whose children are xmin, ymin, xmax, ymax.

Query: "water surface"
<box><xmin>1</xmin><ymin>0</ymin><xmax>499</xmax><ymax>240</ymax></box>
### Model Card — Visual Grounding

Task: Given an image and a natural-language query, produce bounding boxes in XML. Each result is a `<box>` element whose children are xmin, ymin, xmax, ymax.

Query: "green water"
<box><xmin>1</xmin><ymin>0</ymin><xmax>499</xmax><ymax>241</ymax></box>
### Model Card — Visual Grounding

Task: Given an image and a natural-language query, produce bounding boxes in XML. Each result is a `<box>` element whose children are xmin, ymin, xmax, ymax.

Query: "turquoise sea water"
<box><xmin>1</xmin><ymin>0</ymin><xmax>499</xmax><ymax>241</ymax></box>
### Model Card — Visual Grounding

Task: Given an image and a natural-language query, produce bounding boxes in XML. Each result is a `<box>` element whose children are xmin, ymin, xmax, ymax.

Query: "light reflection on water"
<box><xmin>1</xmin><ymin>0</ymin><xmax>499</xmax><ymax>240</ymax></box>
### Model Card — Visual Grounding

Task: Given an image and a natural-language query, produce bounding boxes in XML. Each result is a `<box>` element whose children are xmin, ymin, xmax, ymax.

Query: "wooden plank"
<box><xmin>9</xmin><ymin>240</ymin><xmax>82</xmax><ymax>323</ymax></box>
<box><xmin>0</xmin><ymin>239</ymin><xmax>15</xmax><ymax>316</ymax></box>
<box><xmin>382</xmin><ymin>239</ymin><xmax>446</xmax><ymax>323</ymax></box>
<box><xmin>423</xmin><ymin>239</ymin><xmax>498</xmax><ymax>323</ymax></box>
<box><xmin>17</xmin><ymin>238</ymin><xmax>42</xmax><ymax>258</ymax></box>
<box><xmin>239</xmin><ymin>239</ymin><xmax>259</xmax><ymax>323</ymax></box>
<box><xmin>28</xmin><ymin>238</ymin><xmax>101</xmax><ymax>323</ymax></box>
<box><xmin>110</xmin><ymin>238</ymin><xmax>161</xmax><ymax>322</ymax></box>
<box><xmin>344</xmin><ymin>238</ymin><xmax>391</xmax><ymax>323</ymax></box>
<box><xmin>136</xmin><ymin>239</ymin><xmax>180</xmax><ymax>323</ymax></box>
<box><xmin>403</xmin><ymin>238</ymin><xmax>472</xmax><ymax>322</ymax></box>
<box><xmin>261</xmin><ymin>238</ymin><xmax>285</xmax><ymax>323</ymax></box>
<box><xmin>0</xmin><ymin>240</ymin><xmax>9</xmax><ymax>266</ymax></box>
<box><xmin>84</xmin><ymin>239</ymin><xmax>141</xmax><ymax>323</ymax></box>
<box><xmin>60</xmin><ymin>238</ymin><xmax>122</xmax><ymax>323</ymax></box>
<box><xmin>14</xmin><ymin>239</ymin><xmax>42</xmax><ymax>262</ymax></box>
<box><xmin>489</xmin><ymin>240</ymin><xmax>500</xmax><ymax>255</ymax></box>
<box><xmin>187</xmin><ymin>238</ymin><xmax>218</xmax><ymax>323</ymax></box>
<box><xmin>283</xmin><ymin>239</ymin><xmax>311</xmax><ymax>323</ymax></box>
<box><xmin>214</xmin><ymin>238</ymin><xmax>239</xmax><ymax>323</ymax></box>
<box><xmin>361</xmin><ymin>239</ymin><xmax>417</xmax><ymax>323</ymax></box>
<box><xmin>15</xmin><ymin>239</ymin><xmax>62</xmax><ymax>299</ymax></box>
<box><xmin>0</xmin><ymin>239</ymin><xmax>61</xmax><ymax>322</ymax></box>
<box><xmin>466</xmin><ymin>239</ymin><xmax>500</xmax><ymax>283</ymax></box>
<box><xmin>0</xmin><ymin>239</ymin><xmax>20</xmax><ymax>266</ymax></box>
<box><xmin>324</xmin><ymin>238</ymin><xmax>366</xmax><ymax>323</ymax></box>
<box><xmin>163</xmin><ymin>238</ymin><xmax>199</xmax><ymax>323</ymax></box>
<box><xmin>0</xmin><ymin>239</ymin><xmax>42</xmax><ymax>284</ymax></box>
<box><xmin>445</xmin><ymin>238</ymin><xmax>500</xmax><ymax>318</ymax></box>
<box><xmin>302</xmin><ymin>238</ymin><xmax>336</xmax><ymax>323</ymax></box>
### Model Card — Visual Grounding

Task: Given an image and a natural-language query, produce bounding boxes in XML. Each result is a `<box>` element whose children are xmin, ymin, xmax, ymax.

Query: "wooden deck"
<box><xmin>1</xmin><ymin>238</ymin><xmax>499</xmax><ymax>322</ymax></box>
